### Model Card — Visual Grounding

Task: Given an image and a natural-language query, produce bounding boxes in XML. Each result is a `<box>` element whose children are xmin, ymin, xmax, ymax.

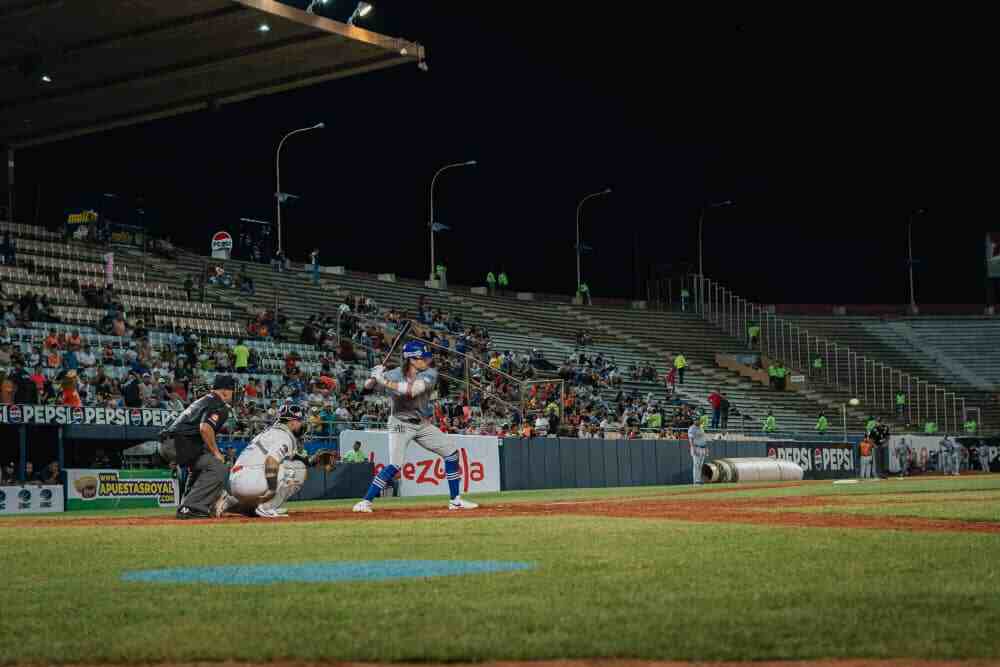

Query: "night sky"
<box><xmin>9</xmin><ymin>4</ymin><xmax>992</xmax><ymax>305</ymax></box>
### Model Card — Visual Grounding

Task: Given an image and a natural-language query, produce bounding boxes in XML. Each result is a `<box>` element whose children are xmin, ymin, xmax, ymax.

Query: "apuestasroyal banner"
<box><xmin>340</xmin><ymin>430</ymin><xmax>500</xmax><ymax>497</ymax></box>
<box><xmin>0</xmin><ymin>485</ymin><xmax>64</xmax><ymax>515</ymax></box>
<box><xmin>66</xmin><ymin>469</ymin><xmax>178</xmax><ymax>511</ymax></box>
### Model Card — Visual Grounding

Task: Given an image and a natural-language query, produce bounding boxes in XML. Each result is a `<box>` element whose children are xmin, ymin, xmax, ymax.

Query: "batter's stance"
<box><xmin>353</xmin><ymin>340</ymin><xmax>478</xmax><ymax>512</ymax></box>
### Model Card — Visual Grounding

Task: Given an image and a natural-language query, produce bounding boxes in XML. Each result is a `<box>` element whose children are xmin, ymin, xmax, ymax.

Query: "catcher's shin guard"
<box><xmin>258</xmin><ymin>460</ymin><xmax>307</xmax><ymax>512</ymax></box>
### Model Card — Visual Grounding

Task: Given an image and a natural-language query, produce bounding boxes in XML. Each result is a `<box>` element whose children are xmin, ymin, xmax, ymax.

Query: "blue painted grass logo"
<box><xmin>122</xmin><ymin>560</ymin><xmax>536</xmax><ymax>585</ymax></box>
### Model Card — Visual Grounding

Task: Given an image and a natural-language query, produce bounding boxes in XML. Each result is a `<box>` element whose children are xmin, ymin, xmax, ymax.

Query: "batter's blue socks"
<box><xmin>445</xmin><ymin>451</ymin><xmax>461</xmax><ymax>499</ymax></box>
<box><xmin>365</xmin><ymin>464</ymin><xmax>398</xmax><ymax>501</ymax></box>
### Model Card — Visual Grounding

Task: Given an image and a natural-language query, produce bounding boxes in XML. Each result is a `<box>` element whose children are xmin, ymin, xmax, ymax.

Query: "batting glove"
<box><xmin>370</xmin><ymin>365</ymin><xmax>386</xmax><ymax>385</ymax></box>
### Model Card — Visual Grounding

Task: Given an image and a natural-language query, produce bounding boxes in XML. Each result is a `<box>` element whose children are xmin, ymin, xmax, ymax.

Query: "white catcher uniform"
<box><xmin>221</xmin><ymin>423</ymin><xmax>307</xmax><ymax>515</ymax></box>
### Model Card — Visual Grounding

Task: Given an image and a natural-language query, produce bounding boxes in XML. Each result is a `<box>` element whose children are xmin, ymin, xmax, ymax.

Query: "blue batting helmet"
<box><xmin>402</xmin><ymin>341</ymin><xmax>433</xmax><ymax>359</ymax></box>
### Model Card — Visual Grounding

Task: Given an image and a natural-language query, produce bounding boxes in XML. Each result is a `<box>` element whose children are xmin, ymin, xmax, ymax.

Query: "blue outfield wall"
<box><xmin>499</xmin><ymin>438</ymin><xmax>863</xmax><ymax>490</ymax></box>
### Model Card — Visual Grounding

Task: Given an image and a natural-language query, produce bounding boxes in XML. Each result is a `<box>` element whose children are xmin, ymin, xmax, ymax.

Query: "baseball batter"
<box><xmin>688</xmin><ymin>421</ymin><xmax>708</xmax><ymax>485</ymax></box>
<box><xmin>214</xmin><ymin>404</ymin><xmax>314</xmax><ymax>518</ymax></box>
<box><xmin>353</xmin><ymin>340</ymin><xmax>477</xmax><ymax>512</ymax></box>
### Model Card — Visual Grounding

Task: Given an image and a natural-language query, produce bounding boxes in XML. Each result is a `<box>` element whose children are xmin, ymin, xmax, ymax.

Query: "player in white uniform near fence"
<box><xmin>213</xmin><ymin>404</ymin><xmax>311</xmax><ymax>518</ymax></box>
<box><xmin>353</xmin><ymin>340</ymin><xmax>478</xmax><ymax>513</ymax></box>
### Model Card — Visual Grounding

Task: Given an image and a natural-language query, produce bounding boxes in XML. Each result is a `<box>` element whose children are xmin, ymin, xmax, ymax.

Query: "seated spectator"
<box><xmin>66</xmin><ymin>330</ymin><xmax>82</xmax><ymax>352</ymax></box>
<box><xmin>44</xmin><ymin>329</ymin><xmax>59</xmax><ymax>350</ymax></box>
<box><xmin>77</xmin><ymin>344</ymin><xmax>97</xmax><ymax>369</ymax></box>
<box><xmin>112</xmin><ymin>314</ymin><xmax>126</xmax><ymax>337</ymax></box>
<box><xmin>42</xmin><ymin>461</ymin><xmax>61</xmax><ymax>485</ymax></box>
<box><xmin>92</xmin><ymin>449</ymin><xmax>113</xmax><ymax>469</ymax></box>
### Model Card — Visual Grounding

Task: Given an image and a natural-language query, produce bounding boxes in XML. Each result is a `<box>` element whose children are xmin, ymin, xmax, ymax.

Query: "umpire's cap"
<box><xmin>213</xmin><ymin>375</ymin><xmax>237</xmax><ymax>391</ymax></box>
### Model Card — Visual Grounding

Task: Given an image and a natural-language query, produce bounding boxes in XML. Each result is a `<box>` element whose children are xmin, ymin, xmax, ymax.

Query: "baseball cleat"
<box><xmin>274</xmin><ymin>507</ymin><xmax>288</xmax><ymax>516</ymax></box>
<box><xmin>254</xmin><ymin>506</ymin><xmax>285</xmax><ymax>519</ymax></box>
<box><xmin>353</xmin><ymin>499</ymin><xmax>374</xmax><ymax>513</ymax></box>
<box><xmin>448</xmin><ymin>496</ymin><xmax>478</xmax><ymax>510</ymax></box>
<box><xmin>213</xmin><ymin>492</ymin><xmax>237</xmax><ymax>518</ymax></box>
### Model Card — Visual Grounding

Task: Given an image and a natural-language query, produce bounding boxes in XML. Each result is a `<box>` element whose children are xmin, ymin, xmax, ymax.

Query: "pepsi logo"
<box><xmin>0</xmin><ymin>490</ymin><xmax>6</xmax><ymax>502</ymax></box>
<box><xmin>18</xmin><ymin>489</ymin><xmax>31</xmax><ymax>502</ymax></box>
<box><xmin>71</xmin><ymin>407</ymin><xmax>84</xmax><ymax>424</ymax></box>
<box><xmin>40</xmin><ymin>489</ymin><xmax>53</xmax><ymax>501</ymax></box>
<box><xmin>211</xmin><ymin>231</ymin><xmax>234</xmax><ymax>250</ymax></box>
<box><xmin>130</xmin><ymin>408</ymin><xmax>143</xmax><ymax>426</ymax></box>
<box><xmin>8</xmin><ymin>405</ymin><xmax>22</xmax><ymax>423</ymax></box>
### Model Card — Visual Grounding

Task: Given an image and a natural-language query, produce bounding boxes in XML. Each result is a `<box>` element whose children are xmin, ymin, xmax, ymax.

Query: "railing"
<box><xmin>689</xmin><ymin>274</ymin><xmax>967</xmax><ymax>434</ymax></box>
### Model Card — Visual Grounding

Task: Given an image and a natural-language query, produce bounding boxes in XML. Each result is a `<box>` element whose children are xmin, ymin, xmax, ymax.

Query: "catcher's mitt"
<box><xmin>309</xmin><ymin>449</ymin><xmax>339</xmax><ymax>472</ymax></box>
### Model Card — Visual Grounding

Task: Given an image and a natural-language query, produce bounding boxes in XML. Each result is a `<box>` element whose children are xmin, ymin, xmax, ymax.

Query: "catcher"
<box><xmin>213</xmin><ymin>404</ymin><xmax>336</xmax><ymax>518</ymax></box>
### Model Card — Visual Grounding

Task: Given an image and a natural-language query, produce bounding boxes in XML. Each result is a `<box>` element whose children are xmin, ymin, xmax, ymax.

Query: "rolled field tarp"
<box><xmin>702</xmin><ymin>457</ymin><xmax>804</xmax><ymax>484</ymax></box>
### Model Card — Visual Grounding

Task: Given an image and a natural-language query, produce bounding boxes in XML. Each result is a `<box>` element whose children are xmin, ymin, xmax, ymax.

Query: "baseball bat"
<box><xmin>379</xmin><ymin>319</ymin><xmax>412</xmax><ymax>366</ymax></box>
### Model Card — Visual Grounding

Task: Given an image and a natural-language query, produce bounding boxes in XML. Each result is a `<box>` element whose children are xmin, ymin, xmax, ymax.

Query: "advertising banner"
<box><xmin>0</xmin><ymin>405</ymin><xmax>180</xmax><ymax>427</ymax></box>
<box><xmin>66</xmin><ymin>469</ymin><xmax>179</xmax><ymax>511</ymax></box>
<box><xmin>0</xmin><ymin>485</ymin><xmax>64</xmax><ymax>515</ymax></box>
<box><xmin>766</xmin><ymin>442</ymin><xmax>856</xmax><ymax>479</ymax></box>
<box><xmin>340</xmin><ymin>430</ymin><xmax>500</xmax><ymax>497</ymax></box>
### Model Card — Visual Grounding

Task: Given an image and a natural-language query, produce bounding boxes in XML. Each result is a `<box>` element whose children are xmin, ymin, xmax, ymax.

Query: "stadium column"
<box><xmin>6</xmin><ymin>146</ymin><xmax>13</xmax><ymax>222</ymax></box>
<box><xmin>18</xmin><ymin>425</ymin><xmax>27</xmax><ymax>482</ymax></box>
<box><xmin>57</xmin><ymin>426</ymin><xmax>65</xmax><ymax>472</ymax></box>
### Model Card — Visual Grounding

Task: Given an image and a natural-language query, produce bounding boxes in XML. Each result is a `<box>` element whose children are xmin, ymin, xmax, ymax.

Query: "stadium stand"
<box><xmin>2</xmin><ymin>220</ymin><xmax>995</xmax><ymax>438</ymax></box>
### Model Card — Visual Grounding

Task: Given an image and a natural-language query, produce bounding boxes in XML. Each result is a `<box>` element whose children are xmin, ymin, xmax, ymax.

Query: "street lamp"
<box><xmin>697</xmin><ymin>200</ymin><xmax>733</xmax><ymax>277</ymax></box>
<box><xmin>347</xmin><ymin>1</ymin><xmax>373</xmax><ymax>25</ymax></box>
<box><xmin>576</xmin><ymin>188</ymin><xmax>612</xmax><ymax>290</ymax></box>
<box><xmin>428</xmin><ymin>160</ymin><xmax>477</xmax><ymax>280</ymax></box>
<box><xmin>907</xmin><ymin>208</ymin><xmax>927</xmax><ymax>314</ymax></box>
<box><xmin>842</xmin><ymin>397</ymin><xmax>860</xmax><ymax>442</ymax></box>
<box><xmin>275</xmin><ymin>122</ymin><xmax>324</xmax><ymax>257</ymax></box>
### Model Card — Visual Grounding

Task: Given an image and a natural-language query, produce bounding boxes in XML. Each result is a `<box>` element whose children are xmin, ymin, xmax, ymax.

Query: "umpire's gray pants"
<box><xmin>180</xmin><ymin>452</ymin><xmax>228</xmax><ymax>515</ymax></box>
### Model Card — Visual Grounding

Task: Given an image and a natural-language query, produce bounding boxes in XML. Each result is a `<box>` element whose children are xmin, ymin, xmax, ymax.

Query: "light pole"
<box><xmin>697</xmin><ymin>200</ymin><xmax>733</xmax><ymax>277</ymax></box>
<box><xmin>429</xmin><ymin>160</ymin><xmax>476</xmax><ymax>280</ymax></box>
<box><xmin>275</xmin><ymin>122</ymin><xmax>324</xmax><ymax>257</ymax></box>
<box><xmin>907</xmin><ymin>208</ymin><xmax>926</xmax><ymax>313</ymax></box>
<box><xmin>576</xmin><ymin>188</ymin><xmax>612</xmax><ymax>290</ymax></box>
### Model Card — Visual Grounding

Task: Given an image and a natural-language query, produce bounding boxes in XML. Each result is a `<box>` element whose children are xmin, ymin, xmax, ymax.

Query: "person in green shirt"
<box><xmin>673</xmin><ymin>353</ymin><xmax>687</xmax><ymax>385</ymax></box>
<box><xmin>964</xmin><ymin>418</ymin><xmax>978</xmax><ymax>434</ymax></box>
<box><xmin>486</xmin><ymin>271</ymin><xmax>496</xmax><ymax>295</ymax></box>
<box><xmin>815</xmin><ymin>412</ymin><xmax>829</xmax><ymax>434</ymax></box>
<box><xmin>774</xmin><ymin>363</ymin><xmax>787</xmax><ymax>391</ymax></box>
<box><xmin>895</xmin><ymin>391</ymin><xmax>906</xmax><ymax>416</ymax></box>
<box><xmin>577</xmin><ymin>282</ymin><xmax>591</xmax><ymax>305</ymax></box>
<box><xmin>342</xmin><ymin>441</ymin><xmax>367</xmax><ymax>463</ymax></box>
<box><xmin>865</xmin><ymin>417</ymin><xmax>877</xmax><ymax>435</ymax></box>
<box><xmin>498</xmin><ymin>270</ymin><xmax>509</xmax><ymax>295</ymax></box>
<box><xmin>767</xmin><ymin>364</ymin><xmax>778</xmax><ymax>390</ymax></box>
<box><xmin>699</xmin><ymin>413</ymin><xmax>710</xmax><ymax>429</ymax></box>
<box><xmin>747</xmin><ymin>322</ymin><xmax>760</xmax><ymax>349</ymax></box>
<box><xmin>924</xmin><ymin>420</ymin><xmax>938</xmax><ymax>435</ymax></box>
<box><xmin>435</xmin><ymin>263</ymin><xmax>447</xmax><ymax>290</ymax></box>
<box><xmin>763</xmin><ymin>411</ymin><xmax>777</xmax><ymax>433</ymax></box>
<box><xmin>232</xmin><ymin>338</ymin><xmax>250</xmax><ymax>373</ymax></box>
<box><xmin>812</xmin><ymin>355</ymin><xmax>823</xmax><ymax>376</ymax></box>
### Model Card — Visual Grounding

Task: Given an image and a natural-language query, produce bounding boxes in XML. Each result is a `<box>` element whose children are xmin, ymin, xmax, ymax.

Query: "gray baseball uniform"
<box><xmin>688</xmin><ymin>424</ymin><xmax>708</xmax><ymax>484</ymax></box>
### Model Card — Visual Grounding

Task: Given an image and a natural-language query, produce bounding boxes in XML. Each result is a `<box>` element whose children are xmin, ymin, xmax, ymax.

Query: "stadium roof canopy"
<box><xmin>0</xmin><ymin>0</ymin><xmax>425</xmax><ymax>148</ymax></box>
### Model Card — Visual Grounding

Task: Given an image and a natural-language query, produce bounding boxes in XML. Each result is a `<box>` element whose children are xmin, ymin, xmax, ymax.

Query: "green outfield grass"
<box><xmin>2</xmin><ymin>479</ymin><xmax>1000</xmax><ymax>664</ymax></box>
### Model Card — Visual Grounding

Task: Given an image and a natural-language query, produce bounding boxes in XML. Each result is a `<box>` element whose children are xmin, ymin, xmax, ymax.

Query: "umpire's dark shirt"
<box><xmin>161</xmin><ymin>392</ymin><xmax>230</xmax><ymax>464</ymax></box>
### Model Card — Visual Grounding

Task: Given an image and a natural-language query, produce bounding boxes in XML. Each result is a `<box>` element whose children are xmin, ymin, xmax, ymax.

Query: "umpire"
<box><xmin>159</xmin><ymin>375</ymin><xmax>236</xmax><ymax>519</ymax></box>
